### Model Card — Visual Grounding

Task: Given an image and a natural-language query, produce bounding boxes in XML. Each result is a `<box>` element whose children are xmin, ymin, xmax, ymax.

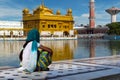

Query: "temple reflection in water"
<box><xmin>41</xmin><ymin>40</ymin><xmax>78</xmax><ymax>61</ymax></box>
<box><xmin>0</xmin><ymin>40</ymin><xmax>78</xmax><ymax>62</ymax></box>
<box><xmin>89</xmin><ymin>40</ymin><xmax>95</xmax><ymax>58</ymax></box>
<box><xmin>0</xmin><ymin>40</ymin><xmax>120</xmax><ymax>67</ymax></box>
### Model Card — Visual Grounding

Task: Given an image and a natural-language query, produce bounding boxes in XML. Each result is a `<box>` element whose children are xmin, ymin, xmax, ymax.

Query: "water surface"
<box><xmin>0</xmin><ymin>39</ymin><xmax>120</xmax><ymax>67</ymax></box>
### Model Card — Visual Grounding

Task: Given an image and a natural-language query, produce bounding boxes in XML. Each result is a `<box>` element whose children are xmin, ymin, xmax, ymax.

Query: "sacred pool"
<box><xmin>0</xmin><ymin>39</ymin><xmax>120</xmax><ymax>67</ymax></box>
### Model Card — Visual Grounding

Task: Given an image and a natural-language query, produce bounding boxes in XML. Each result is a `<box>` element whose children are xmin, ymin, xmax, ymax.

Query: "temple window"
<box><xmin>51</xmin><ymin>25</ymin><xmax>53</xmax><ymax>28</ymax></box>
<box><xmin>64</xmin><ymin>26</ymin><xmax>67</xmax><ymax>28</ymax></box>
<box><xmin>48</xmin><ymin>24</ymin><xmax>50</xmax><ymax>28</ymax></box>
<box><xmin>42</xmin><ymin>25</ymin><xmax>45</xmax><ymax>28</ymax></box>
<box><xmin>54</xmin><ymin>25</ymin><xmax>56</xmax><ymax>28</ymax></box>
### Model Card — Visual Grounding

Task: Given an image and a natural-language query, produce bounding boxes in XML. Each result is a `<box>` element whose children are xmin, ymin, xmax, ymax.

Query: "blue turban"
<box><xmin>26</xmin><ymin>29</ymin><xmax>40</xmax><ymax>53</ymax></box>
<box><xmin>26</xmin><ymin>28</ymin><xmax>40</xmax><ymax>43</ymax></box>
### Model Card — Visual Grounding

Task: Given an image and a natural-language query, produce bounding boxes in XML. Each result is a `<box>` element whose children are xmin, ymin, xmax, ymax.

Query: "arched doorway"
<box><xmin>63</xmin><ymin>31</ymin><xmax>69</xmax><ymax>37</ymax></box>
<box><xmin>10</xmin><ymin>31</ymin><xmax>13</xmax><ymax>37</ymax></box>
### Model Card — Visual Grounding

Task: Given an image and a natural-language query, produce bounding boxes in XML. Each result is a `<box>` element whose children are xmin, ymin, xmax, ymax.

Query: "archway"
<box><xmin>63</xmin><ymin>31</ymin><xmax>69</xmax><ymax>37</ymax></box>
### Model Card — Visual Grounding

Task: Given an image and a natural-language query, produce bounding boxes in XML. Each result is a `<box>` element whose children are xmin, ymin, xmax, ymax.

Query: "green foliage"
<box><xmin>106</xmin><ymin>22</ymin><xmax>120</xmax><ymax>35</ymax></box>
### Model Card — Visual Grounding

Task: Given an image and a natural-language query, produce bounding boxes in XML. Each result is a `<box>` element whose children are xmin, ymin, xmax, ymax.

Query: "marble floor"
<box><xmin>0</xmin><ymin>55</ymin><xmax>120</xmax><ymax>80</ymax></box>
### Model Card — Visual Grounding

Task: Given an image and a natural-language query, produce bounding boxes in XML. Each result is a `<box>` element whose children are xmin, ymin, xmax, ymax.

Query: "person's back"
<box><xmin>18</xmin><ymin>28</ymin><xmax>53</xmax><ymax>73</ymax></box>
<box><xmin>18</xmin><ymin>29</ymin><xmax>40</xmax><ymax>72</ymax></box>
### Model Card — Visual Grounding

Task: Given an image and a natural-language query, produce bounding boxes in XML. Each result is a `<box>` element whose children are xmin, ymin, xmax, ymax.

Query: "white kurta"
<box><xmin>18</xmin><ymin>41</ymin><xmax>40</xmax><ymax>72</ymax></box>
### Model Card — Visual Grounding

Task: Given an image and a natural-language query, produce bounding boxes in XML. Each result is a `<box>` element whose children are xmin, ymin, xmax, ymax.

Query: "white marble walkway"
<box><xmin>0</xmin><ymin>55</ymin><xmax>120</xmax><ymax>80</ymax></box>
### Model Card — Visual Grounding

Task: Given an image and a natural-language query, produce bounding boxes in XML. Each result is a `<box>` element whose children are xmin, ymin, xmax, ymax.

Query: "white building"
<box><xmin>0</xmin><ymin>21</ymin><xmax>76</xmax><ymax>37</ymax></box>
<box><xmin>0</xmin><ymin>21</ymin><xmax>23</xmax><ymax>36</ymax></box>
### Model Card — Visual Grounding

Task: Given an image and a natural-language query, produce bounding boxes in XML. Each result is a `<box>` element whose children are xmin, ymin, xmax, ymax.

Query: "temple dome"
<box><xmin>36</xmin><ymin>5</ymin><xmax>53</xmax><ymax>15</ymax></box>
<box><xmin>68</xmin><ymin>8</ymin><xmax>72</xmax><ymax>13</ymax></box>
<box><xmin>56</xmin><ymin>10</ymin><xmax>61</xmax><ymax>15</ymax></box>
<box><xmin>23</xmin><ymin>8</ymin><xmax>29</xmax><ymax>14</ymax></box>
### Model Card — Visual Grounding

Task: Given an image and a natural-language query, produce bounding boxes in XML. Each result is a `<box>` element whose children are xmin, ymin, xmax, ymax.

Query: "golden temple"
<box><xmin>22</xmin><ymin>3</ymin><xmax>74</xmax><ymax>36</ymax></box>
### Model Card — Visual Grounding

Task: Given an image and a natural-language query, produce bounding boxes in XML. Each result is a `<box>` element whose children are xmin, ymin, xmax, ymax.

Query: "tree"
<box><xmin>106</xmin><ymin>22</ymin><xmax>120</xmax><ymax>35</ymax></box>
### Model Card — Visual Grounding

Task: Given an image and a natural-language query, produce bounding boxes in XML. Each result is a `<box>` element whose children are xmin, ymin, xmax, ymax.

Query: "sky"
<box><xmin>0</xmin><ymin>0</ymin><xmax>120</xmax><ymax>26</ymax></box>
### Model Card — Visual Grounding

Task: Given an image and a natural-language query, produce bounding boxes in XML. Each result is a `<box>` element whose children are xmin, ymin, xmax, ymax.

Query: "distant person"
<box><xmin>18</xmin><ymin>28</ymin><xmax>53</xmax><ymax>73</ymax></box>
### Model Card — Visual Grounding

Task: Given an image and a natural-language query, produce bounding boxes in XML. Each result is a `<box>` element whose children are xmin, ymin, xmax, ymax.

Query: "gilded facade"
<box><xmin>22</xmin><ymin>4</ymin><xmax>74</xmax><ymax>36</ymax></box>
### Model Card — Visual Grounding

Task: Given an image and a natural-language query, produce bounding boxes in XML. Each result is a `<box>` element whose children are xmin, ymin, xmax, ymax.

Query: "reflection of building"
<box><xmin>22</xmin><ymin>3</ymin><xmax>74</xmax><ymax>36</ymax></box>
<box><xmin>41</xmin><ymin>40</ymin><xmax>77</xmax><ymax>61</ymax></box>
<box><xmin>89</xmin><ymin>40</ymin><xmax>95</xmax><ymax>58</ymax></box>
<box><xmin>109</xmin><ymin>41</ymin><xmax>120</xmax><ymax>55</ymax></box>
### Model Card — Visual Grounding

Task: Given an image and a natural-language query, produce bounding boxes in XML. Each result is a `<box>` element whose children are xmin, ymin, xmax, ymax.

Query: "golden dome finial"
<box><xmin>23</xmin><ymin>8</ymin><xmax>29</xmax><ymax>14</ymax></box>
<box><xmin>41</xmin><ymin>0</ymin><xmax>44</xmax><ymax>6</ymax></box>
<box><xmin>56</xmin><ymin>10</ymin><xmax>61</xmax><ymax>15</ymax></box>
<box><xmin>68</xmin><ymin>8</ymin><xmax>72</xmax><ymax>13</ymax></box>
<box><xmin>66</xmin><ymin>8</ymin><xmax>72</xmax><ymax>16</ymax></box>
